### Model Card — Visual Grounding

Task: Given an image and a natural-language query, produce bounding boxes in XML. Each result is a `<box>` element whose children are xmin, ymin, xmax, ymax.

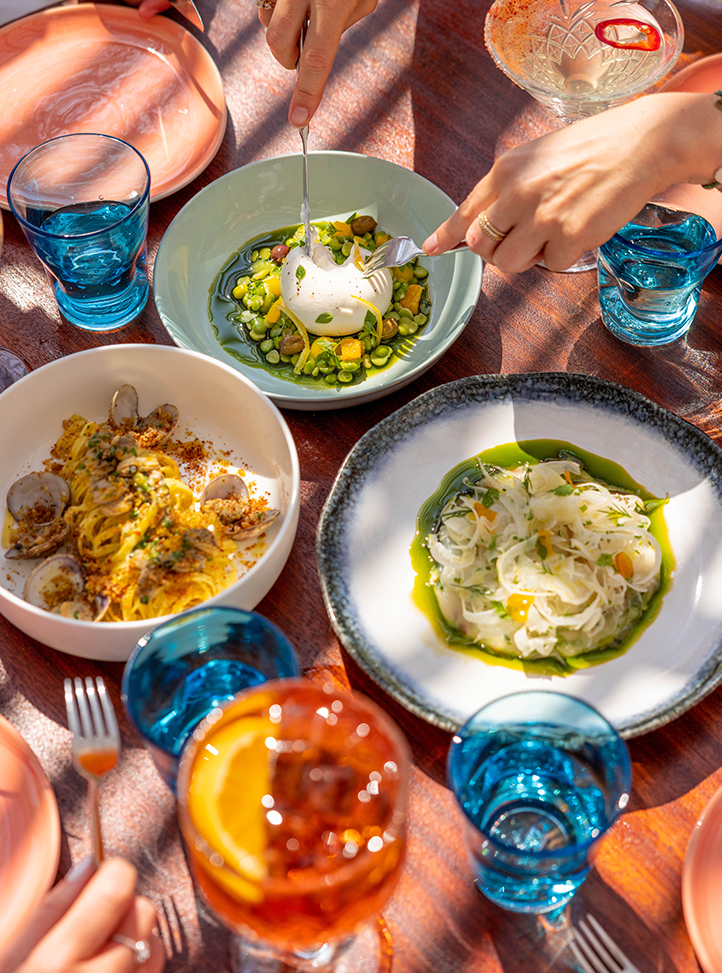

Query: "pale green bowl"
<box><xmin>153</xmin><ymin>151</ymin><xmax>483</xmax><ymax>411</ymax></box>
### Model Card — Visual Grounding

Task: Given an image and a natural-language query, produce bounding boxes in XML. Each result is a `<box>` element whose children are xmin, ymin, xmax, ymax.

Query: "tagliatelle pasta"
<box><xmin>56</xmin><ymin>415</ymin><xmax>239</xmax><ymax>622</ymax></box>
<box><xmin>425</xmin><ymin>457</ymin><xmax>664</xmax><ymax>662</ymax></box>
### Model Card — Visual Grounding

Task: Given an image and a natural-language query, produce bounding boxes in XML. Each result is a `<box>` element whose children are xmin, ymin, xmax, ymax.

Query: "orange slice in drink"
<box><xmin>188</xmin><ymin>714</ymin><xmax>274</xmax><ymax>903</ymax></box>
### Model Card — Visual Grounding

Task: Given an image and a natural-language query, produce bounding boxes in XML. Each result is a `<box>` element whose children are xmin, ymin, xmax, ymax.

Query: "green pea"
<box><xmin>260</xmin><ymin>339</ymin><xmax>274</xmax><ymax>354</ymax></box>
<box><xmin>266</xmin><ymin>349</ymin><xmax>281</xmax><ymax>364</ymax></box>
<box><xmin>393</xmin><ymin>301</ymin><xmax>402</xmax><ymax>311</ymax></box>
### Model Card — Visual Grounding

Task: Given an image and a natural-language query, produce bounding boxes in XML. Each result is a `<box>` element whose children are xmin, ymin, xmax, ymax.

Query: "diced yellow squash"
<box><xmin>399</xmin><ymin>283</ymin><xmax>423</xmax><ymax>315</ymax></box>
<box><xmin>336</xmin><ymin>338</ymin><xmax>364</xmax><ymax>361</ymax></box>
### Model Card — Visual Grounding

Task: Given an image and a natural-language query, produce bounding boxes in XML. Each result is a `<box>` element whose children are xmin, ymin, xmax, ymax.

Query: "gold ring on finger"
<box><xmin>477</xmin><ymin>211</ymin><xmax>508</xmax><ymax>243</ymax></box>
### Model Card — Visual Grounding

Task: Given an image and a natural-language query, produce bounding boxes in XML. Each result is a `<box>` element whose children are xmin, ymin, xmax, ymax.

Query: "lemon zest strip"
<box><xmin>352</xmin><ymin>295</ymin><xmax>383</xmax><ymax>341</ymax></box>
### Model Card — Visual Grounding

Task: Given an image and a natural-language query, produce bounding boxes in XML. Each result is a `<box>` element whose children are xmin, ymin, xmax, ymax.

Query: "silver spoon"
<box><xmin>296</xmin><ymin>17</ymin><xmax>312</xmax><ymax>256</ymax></box>
<box><xmin>362</xmin><ymin>236</ymin><xmax>470</xmax><ymax>277</ymax></box>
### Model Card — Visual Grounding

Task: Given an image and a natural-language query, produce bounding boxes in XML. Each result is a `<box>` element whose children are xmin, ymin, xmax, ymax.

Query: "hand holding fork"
<box><xmin>64</xmin><ymin>676</ymin><xmax>120</xmax><ymax>865</ymax></box>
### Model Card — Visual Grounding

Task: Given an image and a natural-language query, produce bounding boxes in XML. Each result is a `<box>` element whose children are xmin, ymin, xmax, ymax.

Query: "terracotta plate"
<box><xmin>0</xmin><ymin>714</ymin><xmax>60</xmax><ymax>952</ymax></box>
<box><xmin>0</xmin><ymin>3</ymin><xmax>226</xmax><ymax>208</ymax></box>
<box><xmin>683</xmin><ymin>784</ymin><xmax>722</xmax><ymax>973</ymax></box>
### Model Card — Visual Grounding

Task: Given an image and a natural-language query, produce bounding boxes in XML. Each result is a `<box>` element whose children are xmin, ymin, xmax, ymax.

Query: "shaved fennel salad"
<box><xmin>417</xmin><ymin>449</ymin><xmax>669</xmax><ymax>670</ymax></box>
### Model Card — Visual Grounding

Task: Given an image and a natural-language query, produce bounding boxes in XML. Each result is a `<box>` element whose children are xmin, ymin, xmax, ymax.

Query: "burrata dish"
<box><xmin>209</xmin><ymin>213</ymin><xmax>432</xmax><ymax>389</ymax></box>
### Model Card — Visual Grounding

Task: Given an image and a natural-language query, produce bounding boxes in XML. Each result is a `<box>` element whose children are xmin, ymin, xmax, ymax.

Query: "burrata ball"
<box><xmin>280</xmin><ymin>239</ymin><xmax>393</xmax><ymax>337</ymax></box>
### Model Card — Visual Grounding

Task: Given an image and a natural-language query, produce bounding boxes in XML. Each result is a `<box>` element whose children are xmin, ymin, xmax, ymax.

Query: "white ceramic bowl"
<box><xmin>0</xmin><ymin>345</ymin><xmax>300</xmax><ymax>661</ymax></box>
<box><xmin>154</xmin><ymin>151</ymin><xmax>483</xmax><ymax>410</ymax></box>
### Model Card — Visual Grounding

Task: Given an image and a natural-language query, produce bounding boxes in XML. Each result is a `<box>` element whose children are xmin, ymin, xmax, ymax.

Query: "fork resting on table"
<box><xmin>571</xmin><ymin>914</ymin><xmax>642</xmax><ymax>973</ymax></box>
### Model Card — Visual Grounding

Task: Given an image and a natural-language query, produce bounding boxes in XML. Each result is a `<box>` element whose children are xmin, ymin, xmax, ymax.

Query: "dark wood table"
<box><xmin>2</xmin><ymin>0</ymin><xmax>721</xmax><ymax>969</ymax></box>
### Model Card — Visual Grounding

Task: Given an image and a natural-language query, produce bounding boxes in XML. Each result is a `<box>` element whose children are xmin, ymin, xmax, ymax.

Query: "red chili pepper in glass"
<box><xmin>594</xmin><ymin>18</ymin><xmax>662</xmax><ymax>51</ymax></box>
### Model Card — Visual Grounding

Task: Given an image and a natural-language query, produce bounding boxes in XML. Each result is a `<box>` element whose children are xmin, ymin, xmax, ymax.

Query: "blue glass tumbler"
<box><xmin>7</xmin><ymin>133</ymin><xmax>150</xmax><ymax>332</ymax></box>
<box><xmin>447</xmin><ymin>691</ymin><xmax>630</xmax><ymax>916</ymax></box>
<box><xmin>122</xmin><ymin>606</ymin><xmax>300</xmax><ymax>790</ymax></box>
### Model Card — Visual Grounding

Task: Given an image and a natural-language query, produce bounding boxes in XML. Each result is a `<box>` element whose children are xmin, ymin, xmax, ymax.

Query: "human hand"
<box><xmin>424</xmin><ymin>92</ymin><xmax>722</xmax><ymax>273</ymax></box>
<box><xmin>258</xmin><ymin>0</ymin><xmax>378</xmax><ymax>127</ymax></box>
<box><xmin>121</xmin><ymin>0</ymin><xmax>173</xmax><ymax>19</ymax></box>
<box><xmin>2</xmin><ymin>858</ymin><xmax>165</xmax><ymax>973</ymax></box>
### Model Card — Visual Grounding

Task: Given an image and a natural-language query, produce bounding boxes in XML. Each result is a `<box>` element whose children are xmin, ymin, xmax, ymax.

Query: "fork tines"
<box><xmin>571</xmin><ymin>914</ymin><xmax>640</xmax><ymax>973</ymax></box>
<box><xmin>64</xmin><ymin>676</ymin><xmax>120</xmax><ymax>746</ymax></box>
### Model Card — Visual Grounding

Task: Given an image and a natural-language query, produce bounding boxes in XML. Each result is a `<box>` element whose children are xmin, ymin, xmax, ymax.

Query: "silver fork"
<box><xmin>571</xmin><ymin>914</ymin><xmax>641</xmax><ymax>973</ymax></box>
<box><xmin>64</xmin><ymin>676</ymin><xmax>121</xmax><ymax>865</ymax></box>
<box><xmin>361</xmin><ymin>235</ymin><xmax>469</xmax><ymax>277</ymax></box>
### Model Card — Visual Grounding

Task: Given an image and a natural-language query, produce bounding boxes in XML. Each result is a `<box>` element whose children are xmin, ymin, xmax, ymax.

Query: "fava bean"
<box><xmin>266</xmin><ymin>349</ymin><xmax>281</xmax><ymax>364</ymax></box>
<box><xmin>260</xmin><ymin>339</ymin><xmax>274</xmax><ymax>354</ymax></box>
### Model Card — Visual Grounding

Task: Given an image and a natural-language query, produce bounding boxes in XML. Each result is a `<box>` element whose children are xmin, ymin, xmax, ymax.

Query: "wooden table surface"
<box><xmin>2</xmin><ymin>0</ymin><xmax>722</xmax><ymax>969</ymax></box>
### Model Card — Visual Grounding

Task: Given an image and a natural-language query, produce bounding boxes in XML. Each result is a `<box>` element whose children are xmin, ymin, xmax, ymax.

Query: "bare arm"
<box><xmin>424</xmin><ymin>92</ymin><xmax>722</xmax><ymax>272</ymax></box>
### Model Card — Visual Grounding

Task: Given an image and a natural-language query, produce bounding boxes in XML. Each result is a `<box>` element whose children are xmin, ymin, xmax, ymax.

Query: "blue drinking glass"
<box><xmin>447</xmin><ymin>691</ymin><xmax>630</xmax><ymax>917</ymax></box>
<box><xmin>122</xmin><ymin>606</ymin><xmax>300</xmax><ymax>790</ymax></box>
<box><xmin>7</xmin><ymin>133</ymin><xmax>150</xmax><ymax>332</ymax></box>
<box><xmin>598</xmin><ymin>200</ymin><xmax>722</xmax><ymax>347</ymax></box>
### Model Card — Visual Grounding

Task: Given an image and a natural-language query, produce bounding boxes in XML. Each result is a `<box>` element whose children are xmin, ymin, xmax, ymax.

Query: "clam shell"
<box><xmin>24</xmin><ymin>554</ymin><xmax>85</xmax><ymax>611</ymax></box>
<box><xmin>6</xmin><ymin>472</ymin><xmax>69</xmax><ymax>526</ymax></box>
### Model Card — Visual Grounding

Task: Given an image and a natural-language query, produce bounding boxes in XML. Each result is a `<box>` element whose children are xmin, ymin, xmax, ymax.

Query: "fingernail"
<box><xmin>64</xmin><ymin>856</ymin><xmax>95</xmax><ymax>884</ymax></box>
<box><xmin>290</xmin><ymin>107</ymin><xmax>309</xmax><ymax>128</ymax></box>
<box><xmin>423</xmin><ymin>233</ymin><xmax>439</xmax><ymax>255</ymax></box>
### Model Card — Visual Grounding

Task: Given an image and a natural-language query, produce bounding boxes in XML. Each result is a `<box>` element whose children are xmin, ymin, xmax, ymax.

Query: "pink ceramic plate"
<box><xmin>682</xmin><ymin>783</ymin><xmax>722</xmax><ymax>973</ymax></box>
<box><xmin>0</xmin><ymin>3</ymin><xmax>226</xmax><ymax>208</ymax></box>
<box><xmin>0</xmin><ymin>714</ymin><xmax>60</xmax><ymax>952</ymax></box>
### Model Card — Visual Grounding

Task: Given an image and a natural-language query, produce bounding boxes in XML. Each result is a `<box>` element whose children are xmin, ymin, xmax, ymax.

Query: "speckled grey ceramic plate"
<box><xmin>317</xmin><ymin>373</ymin><xmax>722</xmax><ymax>738</ymax></box>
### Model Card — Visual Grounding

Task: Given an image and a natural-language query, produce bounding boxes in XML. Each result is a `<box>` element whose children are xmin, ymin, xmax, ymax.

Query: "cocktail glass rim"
<box><xmin>483</xmin><ymin>0</ymin><xmax>685</xmax><ymax>112</ymax></box>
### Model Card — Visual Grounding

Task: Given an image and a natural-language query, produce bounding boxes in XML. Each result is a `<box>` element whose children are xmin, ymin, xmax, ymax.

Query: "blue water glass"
<box><xmin>7</xmin><ymin>133</ymin><xmax>150</xmax><ymax>331</ymax></box>
<box><xmin>447</xmin><ymin>691</ymin><xmax>630</xmax><ymax>916</ymax></box>
<box><xmin>598</xmin><ymin>201</ymin><xmax>722</xmax><ymax>347</ymax></box>
<box><xmin>121</xmin><ymin>606</ymin><xmax>300</xmax><ymax>790</ymax></box>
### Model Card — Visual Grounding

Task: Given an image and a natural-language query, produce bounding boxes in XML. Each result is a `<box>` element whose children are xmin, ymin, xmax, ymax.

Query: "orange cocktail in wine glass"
<box><xmin>177</xmin><ymin>679</ymin><xmax>410</xmax><ymax>973</ymax></box>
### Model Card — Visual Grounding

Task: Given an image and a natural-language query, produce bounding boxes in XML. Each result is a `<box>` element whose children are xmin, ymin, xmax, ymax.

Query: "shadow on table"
<box><xmin>487</xmin><ymin>874</ymin><xmax>681</xmax><ymax>973</ymax></box>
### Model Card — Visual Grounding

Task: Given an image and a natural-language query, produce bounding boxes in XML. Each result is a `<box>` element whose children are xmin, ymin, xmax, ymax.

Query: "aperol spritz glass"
<box><xmin>177</xmin><ymin>678</ymin><xmax>410</xmax><ymax>973</ymax></box>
